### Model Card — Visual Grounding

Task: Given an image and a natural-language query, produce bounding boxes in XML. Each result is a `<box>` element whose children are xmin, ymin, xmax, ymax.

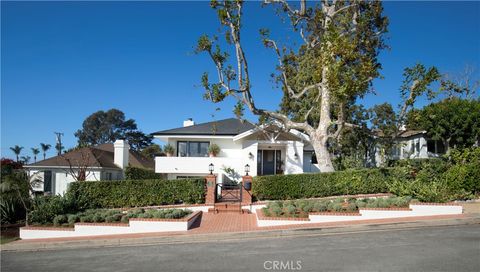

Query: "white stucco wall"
<box><xmin>28</xmin><ymin>168</ymin><xmax>122</xmax><ymax>196</ymax></box>
<box><xmin>285</xmin><ymin>141</ymin><xmax>304</xmax><ymax>174</ymax></box>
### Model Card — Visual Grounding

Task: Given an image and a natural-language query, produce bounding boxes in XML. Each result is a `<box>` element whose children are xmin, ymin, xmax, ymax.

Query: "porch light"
<box><xmin>245</xmin><ymin>164</ymin><xmax>250</xmax><ymax>176</ymax></box>
<box><xmin>248</xmin><ymin>152</ymin><xmax>254</xmax><ymax>159</ymax></box>
<box><xmin>209</xmin><ymin>163</ymin><xmax>214</xmax><ymax>175</ymax></box>
<box><xmin>294</xmin><ymin>153</ymin><xmax>299</xmax><ymax>160</ymax></box>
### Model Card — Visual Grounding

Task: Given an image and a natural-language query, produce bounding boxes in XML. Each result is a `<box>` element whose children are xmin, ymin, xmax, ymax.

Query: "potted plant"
<box><xmin>208</xmin><ymin>144</ymin><xmax>220</xmax><ymax>157</ymax></box>
<box><xmin>164</xmin><ymin>144</ymin><xmax>175</xmax><ymax>157</ymax></box>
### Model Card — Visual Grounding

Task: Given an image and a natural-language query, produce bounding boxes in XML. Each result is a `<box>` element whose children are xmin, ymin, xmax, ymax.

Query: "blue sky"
<box><xmin>1</xmin><ymin>1</ymin><xmax>479</xmax><ymax>160</ymax></box>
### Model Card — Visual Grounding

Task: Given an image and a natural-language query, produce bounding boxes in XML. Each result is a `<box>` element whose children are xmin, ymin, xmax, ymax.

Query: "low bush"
<box><xmin>30</xmin><ymin>207</ymin><xmax>192</xmax><ymax>226</ymax></box>
<box><xmin>67</xmin><ymin>178</ymin><xmax>205</xmax><ymax>209</ymax></box>
<box><xmin>124</xmin><ymin>167</ymin><xmax>164</xmax><ymax>180</ymax></box>
<box><xmin>67</xmin><ymin>214</ymin><xmax>80</xmax><ymax>225</ymax></box>
<box><xmin>261</xmin><ymin>196</ymin><xmax>414</xmax><ymax>218</ymax></box>
<box><xmin>29</xmin><ymin>195</ymin><xmax>79</xmax><ymax>225</ymax></box>
<box><xmin>52</xmin><ymin>214</ymin><xmax>68</xmax><ymax>226</ymax></box>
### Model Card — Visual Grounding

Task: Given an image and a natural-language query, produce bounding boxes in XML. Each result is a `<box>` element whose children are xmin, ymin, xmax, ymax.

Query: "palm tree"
<box><xmin>20</xmin><ymin>156</ymin><xmax>31</xmax><ymax>165</ymax></box>
<box><xmin>31</xmin><ymin>148</ymin><xmax>40</xmax><ymax>163</ymax></box>
<box><xmin>40</xmin><ymin>143</ymin><xmax>51</xmax><ymax>160</ymax></box>
<box><xmin>10</xmin><ymin>145</ymin><xmax>23</xmax><ymax>162</ymax></box>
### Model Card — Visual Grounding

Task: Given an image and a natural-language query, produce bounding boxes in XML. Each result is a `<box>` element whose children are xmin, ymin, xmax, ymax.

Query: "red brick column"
<box><xmin>241</xmin><ymin>175</ymin><xmax>253</xmax><ymax>205</ymax></box>
<box><xmin>205</xmin><ymin>175</ymin><xmax>217</xmax><ymax>205</ymax></box>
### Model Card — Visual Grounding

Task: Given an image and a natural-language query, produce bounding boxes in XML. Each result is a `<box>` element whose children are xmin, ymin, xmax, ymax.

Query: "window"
<box><xmin>311</xmin><ymin>152</ymin><xmax>318</xmax><ymax>164</ymax></box>
<box><xmin>176</xmin><ymin>141</ymin><xmax>210</xmax><ymax>157</ymax></box>
<box><xmin>427</xmin><ymin>140</ymin><xmax>446</xmax><ymax>154</ymax></box>
<box><xmin>427</xmin><ymin>140</ymin><xmax>436</xmax><ymax>153</ymax></box>
<box><xmin>105</xmin><ymin>172</ymin><xmax>112</xmax><ymax>181</ymax></box>
<box><xmin>44</xmin><ymin>171</ymin><xmax>52</xmax><ymax>193</ymax></box>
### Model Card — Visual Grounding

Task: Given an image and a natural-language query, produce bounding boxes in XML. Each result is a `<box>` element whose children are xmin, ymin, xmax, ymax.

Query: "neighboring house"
<box><xmin>24</xmin><ymin>140</ymin><xmax>154</xmax><ymax>195</ymax></box>
<box><xmin>372</xmin><ymin>129</ymin><xmax>446</xmax><ymax>166</ymax></box>
<box><xmin>152</xmin><ymin>118</ymin><xmax>321</xmax><ymax>183</ymax></box>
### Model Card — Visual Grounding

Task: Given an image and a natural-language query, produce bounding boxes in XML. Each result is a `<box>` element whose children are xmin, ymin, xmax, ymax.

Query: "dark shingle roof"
<box><xmin>26</xmin><ymin>143</ymin><xmax>154</xmax><ymax>169</ymax></box>
<box><xmin>151</xmin><ymin>118</ymin><xmax>256</xmax><ymax>136</ymax></box>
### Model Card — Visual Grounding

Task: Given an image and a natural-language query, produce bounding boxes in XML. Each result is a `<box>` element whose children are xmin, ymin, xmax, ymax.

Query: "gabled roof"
<box><xmin>26</xmin><ymin>143</ymin><xmax>154</xmax><ymax>169</ymax></box>
<box><xmin>151</xmin><ymin>118</ymin><xmax>256</xmax><ymax>136</ymax></box>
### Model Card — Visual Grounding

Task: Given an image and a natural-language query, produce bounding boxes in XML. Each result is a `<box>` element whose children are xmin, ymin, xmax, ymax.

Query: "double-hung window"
<box><xmin>177</xmin><ymin>141</ymin><xmax>210</xmax><ymax>157</ymax></box>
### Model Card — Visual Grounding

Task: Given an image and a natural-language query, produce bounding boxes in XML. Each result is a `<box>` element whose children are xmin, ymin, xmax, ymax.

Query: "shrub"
<box><xmin>104</xmin><ymin>216</ymin><xmax>116</xmax><ymax>223</ymax></box>
<box><xmin>271</xmin><ymin>205</ymin><xmax>282</xmax><ymax>217</ymax></box>
<box><xmin>208</xmin><ymin>144</ymin><xmax>221</xmax><ymax>156</ymax></box>
<box><xmin>163</xmin><ymin>144</ymin><xmax>175</xmax><ymax>155</ymax></box>
<box><xmin>262</xmin><ymin>207</ymin><xmax>271</xmax><ymax>217</ymax></box>
<box><xmin>345</xmin><ymin>203</ymin><xmax>358</xmax><ymax>212</ymax></box>
<box><xmin>284</xmin><ymin>204</ymin><xmax>297</xmax><ymax>216</ymax></box>
<box><xmin>331</xmin><ymin>203</ymin><xmax>343</xmax><ymax>212</ymax></box>
<box><xmin>252</xmin><ymin>168</ymin><xmax>408</xmax><ymax>201</ymax></box>
<box><xmin>67</xmin><ymin>214</ymin><xmax>80</xmax><ymax>225</ymax></box>
<box><xmin>356</xmin><ymin>200</ymin><xmax>367</xmax><ymax>208</ymax></box>
<box><xmin>313</xmin><ymin>201</ymin><xmax>328</xmax><ymax>212</ymax></box>
<box><xmin>125</xmin><ymin>167</ymin><xmax>164</xmax><ymax>180</ymax></box>
<box><xmin>92</xmin><ymin>214</ymin><xmax>104</xmax><ymax>223</ymax></box>
<box><xmin>67</xmin><ymin>178</ymin><xmax>205</xmax><ymax>208</ymax></box>
<box><xmin>444</xmin><ymin>163</ymin><xmax>480</xmax><ymax>195</ymax></box>
<box><xmin>29</xmin><ymin>195</ymin><xmax>78</xmax><ymax>225</ymax></box>
<box><xmin>53</xmin><ymin>215</ymin><xmax>68</xmax><ymax>226</ymax></box>
<box><xmin>80</xmin><ymin>214</ymin><xmax>94</xmax><ymax>223</ymax></box>
<box><xmin>120</xmin><ymin>215</ymin><xmax>129</xmax><ymax>224</ymax></box>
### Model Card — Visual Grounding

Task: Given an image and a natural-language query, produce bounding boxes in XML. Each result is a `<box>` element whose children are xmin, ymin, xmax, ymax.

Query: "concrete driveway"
<box><xmin>2</xmin><ymin>224</ymin><xmax>479</xmax><ymax>272</ymax></box>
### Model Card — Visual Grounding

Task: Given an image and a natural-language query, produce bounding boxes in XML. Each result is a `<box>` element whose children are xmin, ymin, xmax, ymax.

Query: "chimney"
<box><xmin>183</xmin><ymin>118</ymin><xmax>195</xmax><ymax>127</ymax></box>
<box><xmin>114</xmin><ymin>139</ymin><xmax>129</xmax><ymax>169</ymax></box>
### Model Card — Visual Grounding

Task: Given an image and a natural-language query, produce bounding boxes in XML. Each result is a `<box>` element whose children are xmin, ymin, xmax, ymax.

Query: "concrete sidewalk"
<box><xmin>2</xmin><ymin>213</ymin><xmax>479</xmax><ymax>252</ymax></box>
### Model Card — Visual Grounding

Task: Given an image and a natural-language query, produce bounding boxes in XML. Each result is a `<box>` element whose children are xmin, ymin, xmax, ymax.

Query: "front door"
<box><xmin>257</xmin><ymin>150</ymin><xmax>282</xmax><ymax>175</ymax></box>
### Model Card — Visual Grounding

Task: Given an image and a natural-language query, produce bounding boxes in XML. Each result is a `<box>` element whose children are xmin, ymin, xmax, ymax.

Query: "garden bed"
<box><xmin>20</xmin><ymin>209</ymin><xmax>201</xmax><ymax>240</ymax></box>
<box><xmin>256</xmin><ymin>197</ymin><xmax>463</xmax><ymax>227</ymax></box>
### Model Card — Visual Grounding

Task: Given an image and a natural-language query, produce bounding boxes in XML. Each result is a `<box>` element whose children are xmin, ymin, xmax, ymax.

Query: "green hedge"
<box><xmin>252</xmin><ymin>168</ymin><xmax>411</xmax><ymax>201</ymax></box>
<box><xmin>67</xmin><ymin>179</ymin><xmax>205</xmax><ymax>209</ymax></box>
<box><xmin>125</xmin><ymin>166</ymin><xmax>164</xmax><ymax>180</ymax></box>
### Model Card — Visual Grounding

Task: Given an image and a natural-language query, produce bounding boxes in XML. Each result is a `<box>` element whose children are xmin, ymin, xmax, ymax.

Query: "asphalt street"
<box><xmin>2</xmin><ymin>224</ymin><xmax>479</xmax><ymax>272</ymax></box>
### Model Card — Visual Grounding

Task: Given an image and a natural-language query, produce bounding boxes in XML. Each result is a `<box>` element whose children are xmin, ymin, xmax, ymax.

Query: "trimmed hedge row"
<box><xmin>67</xmin><ymin>179</ymin><xmax>205</xmax><ymax>209</ymax></box>
<box><xmin>252</xmin><ymin>168</ymin><xmax>411</xmax><ymax>201</ymax></box>
<box><xmin>125</xmin><ymin>166</ymin><xmax>164</xmax><ymax>180</ymax></box>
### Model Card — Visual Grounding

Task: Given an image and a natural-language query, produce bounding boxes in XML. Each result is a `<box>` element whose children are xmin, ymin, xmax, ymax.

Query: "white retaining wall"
<box><xmin>20</xmin><ymin>211</ymin><xmax>202</xmax><ymax>240</ymax></box>
<box><xmin>257</xmin><ymin>204</ymin><xmax>463</xmax><ymax>227</ymax></box>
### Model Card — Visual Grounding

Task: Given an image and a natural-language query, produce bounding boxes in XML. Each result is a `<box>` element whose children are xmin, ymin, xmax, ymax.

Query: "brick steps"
<box><xmin>209</xmin><ymin>202</ymin><xmax>250</xmax><ymax>214</ymax></box>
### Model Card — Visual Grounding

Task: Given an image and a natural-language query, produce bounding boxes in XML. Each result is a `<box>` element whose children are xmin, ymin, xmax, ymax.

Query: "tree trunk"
<box><xmin>311</xmin><ymin>76</ymin><xmax>335</xmax><ymax>172</ymax></box>
<box><xmin>309</xmin><ymin>5</ymin><xmax>335</xmax><ymax>173</ymax></box>
<box><xmin>311</xmin><ymin>135</ymin><xmax>334</xmax><ymax>172</ymax></box>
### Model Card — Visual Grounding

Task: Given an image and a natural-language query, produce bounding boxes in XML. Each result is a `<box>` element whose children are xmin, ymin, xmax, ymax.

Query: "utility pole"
<box><xmin>54</xmin><ymin>132</ymin><xmax>64</xmax><ymax>155</ymax></box>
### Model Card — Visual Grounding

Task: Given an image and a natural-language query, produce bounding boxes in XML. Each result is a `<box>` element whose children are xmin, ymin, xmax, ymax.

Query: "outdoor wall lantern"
<box><xmin>209</xmin><ymin>163</ymin><xmax>214</xmax><ymax>175</ymax></box>
<box><xmin>294</xmin><ymin>153</ymin><xmax>299</xmax><ymax>160</ymax></box>
<box><xmin>244</xmin><ymin>164</ymin><xmax>250</xmax><ymax>176</ymax></box>
<box><xmin>248</xmin><ymin>152</ymin><xmax>254</xmax><ymax>160</ymax></box>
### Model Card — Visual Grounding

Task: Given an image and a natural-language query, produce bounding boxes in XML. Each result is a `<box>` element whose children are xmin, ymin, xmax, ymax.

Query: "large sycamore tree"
<box><xmin>196</xmin><ymin>0</ymin><xmax>388</xmax><ymax>172</ymax></box>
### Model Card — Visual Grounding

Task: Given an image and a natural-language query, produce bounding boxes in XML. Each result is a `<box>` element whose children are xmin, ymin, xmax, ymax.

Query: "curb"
<box><xmin>2</xmin><ymin>214</ymin><xmax>479</xmax><ymax>252</ymax></box>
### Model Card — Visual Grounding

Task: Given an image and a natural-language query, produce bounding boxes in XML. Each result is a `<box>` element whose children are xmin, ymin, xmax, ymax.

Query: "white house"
<box><xmin>372</xmin><ymin>129</ymin><xmax>446</xmax><ymax>166</ymax></box>
<box><xmin>24</xmin><ymin>140</ymin><xmax>154</xmax><ymax>195</ymax></box>
<box><xmin>152</xmin><ymin>118</ymin><xmax>321</xmax><ymax>183</ymax></box>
